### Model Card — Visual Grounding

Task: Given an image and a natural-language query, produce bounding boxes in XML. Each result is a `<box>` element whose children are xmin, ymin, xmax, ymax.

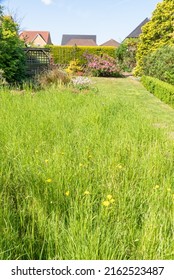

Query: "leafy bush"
<box><xmin>116</xmin><ymin>38</ymin><xmax>139</xmax><ymax>72</ymax></box>
<box><xmin>48</xmin><ymin>45</ymin><xmax>117</xmax><ymax>66</ymax></box>
<box><xmin>141</xmin><ymin>75</ymin><xmax>174</xmax><ymax>107</ymax></box>
<box><xmin>38</xmin><ymin>67</ymin><xmax>70</xmax><ymax>88</ymax></box>
<box><xmin>66</xmin><ymin>59</ymin><xmax>83</xmax><ymax>75</ymax></box>
<box><xmin>84</xmin><ymin>53</ymin><xmax>121</xmax><ymax>77</ymax></box>
<box><xmin>0</xmin><ymin>69</ymin><xmax>8</xmax><ymax>86</ymax></box>
<box><xmin>135</xmin><ymin>0</ymin><xmax>174</xmax><ymax>76</ymax></box>
<box><xmin>0</xmin><ymin>15</ymin><xmax>26</xmax><ymax>84</ymax></box>
<box><xmin>142</xmin><ymin>46</ymin><xmax>174</xmax><ymax>85</ymax></box>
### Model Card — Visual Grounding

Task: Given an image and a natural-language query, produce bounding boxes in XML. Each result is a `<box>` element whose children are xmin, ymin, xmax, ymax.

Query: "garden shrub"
<box><xmin>48</xmin><ymin>45</ymin><xmax>117</xmax><ymax>66</ymax></box>
<box><xmin>66</xmin><ymin>59</ymin><xmax>83</xmax><ymax>75</ymax></box>
<box><xmin>142</xmin><ymin>46</ymin><xmax>174</xmax><ymax>85</ymax></box>
<box><xmin>116</xmin><ymin>38</ymin><xmax>139</xmax><ymax>72</ymax></box>
<box><xmin>84</xmin><ymin>53</ymin><xmax>121</xmax><ymax>77</ymax></box>
<box><xmin>135</xmin><ymin>0</ymin><xmax>174</xmax><ymax>76</ymax></box>
<box><xmin>38</xmin><ymin>67</ymin><xmax>70</xmax><ymax>88</ymax></box>
<box><xmin>0</xmin><ymin>69</ymin><xmax>8</xmax><ymax>86</ymax></box>
<box><xmin>141</xmin><ymin>75</ymin><xmax>174</xmax><ymax>107</ymax></box>
<box><xmin>0</xmin><ymin>14</ymin><xmax>26</xmax><ymax>84</ymax></box>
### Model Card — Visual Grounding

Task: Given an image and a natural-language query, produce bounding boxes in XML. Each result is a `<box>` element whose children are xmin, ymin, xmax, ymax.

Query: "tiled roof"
<box><xmin>125</xmin><ymin>18</ymin><xmax>149</xmax><ymax>39</ymax></box>
<box><xmin>65</xmin><ymin>38</ymin><xmax>97</xmax><ymax>46</ymax></box>
<box><xmin>19</xmin><ymin>31</ymin><xmax>52</xmax><ymax>44</ymax></box>
<box><xmin>61</xmin><ymin>34</ymin><xmax>97</xmax><ymax>46</ymax></box>
<box><xmin>100</xmin><ymin>39</ymin><xmax>120</xmax><ymax>47</ymax></box>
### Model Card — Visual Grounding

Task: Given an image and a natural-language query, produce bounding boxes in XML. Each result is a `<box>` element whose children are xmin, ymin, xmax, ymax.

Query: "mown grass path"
<box><xmin>97</xmin><ymin>77</ymin><xmax>174</xmax><ymax>137</ymax></box>
<box><xmin>0</xmin><ymin>77</ymin><xmax>174</xmax><ymax>260</ymax></box>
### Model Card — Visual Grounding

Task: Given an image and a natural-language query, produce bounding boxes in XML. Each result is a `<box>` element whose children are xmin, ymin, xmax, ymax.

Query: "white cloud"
<box><xmin>41</xmin><ymin>0</ymin><xmax>53</xmax><ymax>5</ymax></box>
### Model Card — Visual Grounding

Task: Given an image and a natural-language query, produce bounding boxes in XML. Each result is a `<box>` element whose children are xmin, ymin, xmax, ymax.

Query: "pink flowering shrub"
<box><xmin>84</xmin><ymin>53</ymin><xmax>121</xmax><ymax>77</ymax></box>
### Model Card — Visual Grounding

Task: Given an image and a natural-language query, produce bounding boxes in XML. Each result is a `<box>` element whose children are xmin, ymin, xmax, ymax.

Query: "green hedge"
<box><xmin>141</xmin><ymin>76</ymin><xmax>174</xmax><ymax>107</ymax></box>
<box><xmin>48</xmin><ymin>45</ymin><xmax>117</xmax><ymax>66</ymax></box>
<box><xmin>142</xmin><ymin>46</ymin><xmax>174</xmax><ymax>86</ymax></box>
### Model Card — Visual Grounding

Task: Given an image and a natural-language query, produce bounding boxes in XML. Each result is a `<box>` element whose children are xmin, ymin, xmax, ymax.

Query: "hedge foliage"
<box><xmin>115</xmin><ymin>38</ymin><xmax>139</xmax><ymax>72</ymax></box>
<box><xmin>0</xmin><ymin>14</ymin><xmax>26</xmax><ymax>84</ymax></box>
<box><xmin>142</xmin><ymin>46</ymin><xmax>174</xmax><ymax>85</ymax></box>
<box><xmin>141</xmin><ymin>75</ymin><xmax>174</xmax><ymax>107</ymax></box>
<box><xmin>135</xmin><ymin>0</ymin><xmax>174</xmax><ymax>76</ymax></box>
<box><xmin>48</xmin><ymin>45</ymin><xmax>117</xmax><ymax>66</ymax></box>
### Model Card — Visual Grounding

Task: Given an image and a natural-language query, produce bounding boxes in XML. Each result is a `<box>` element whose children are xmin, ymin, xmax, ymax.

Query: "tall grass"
<box><xmin>0</xmin><ymin>78</ymin><xmax>174</xmax><ymax>260</ymax></box>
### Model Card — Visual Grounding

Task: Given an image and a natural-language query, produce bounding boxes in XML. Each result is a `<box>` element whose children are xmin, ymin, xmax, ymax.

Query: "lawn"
<box><xmin>0</xmin><ymin>77</ymin><xmax>174</xmax><ymax>260</ymax></box>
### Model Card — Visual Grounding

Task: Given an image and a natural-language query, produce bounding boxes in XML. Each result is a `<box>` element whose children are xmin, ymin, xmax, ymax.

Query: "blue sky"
<box><xmin>2</xmin><ymin>0</ymin><xmax>162</xmax><ymax>45</ymax></box>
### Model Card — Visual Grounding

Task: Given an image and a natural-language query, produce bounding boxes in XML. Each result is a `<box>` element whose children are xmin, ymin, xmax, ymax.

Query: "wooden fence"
<box><xmin>24</xmin><ymin>48</ymin><xmax>51</xmax><ymax>76</ymax></box>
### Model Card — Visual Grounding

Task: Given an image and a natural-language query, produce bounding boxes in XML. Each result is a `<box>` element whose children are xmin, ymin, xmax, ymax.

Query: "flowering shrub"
<box><xmin>66</xmin><ymin>59</ymin><xmax>83</xmax><ymax>75</ymax></box>
<box><xmin>84</xmin><ymin>53</ymin><xmax>121</xmax><ymax>77</ymax></box>
<box><xmin>71</xmin><ymin>76</ymin><xmax>93</xmax><ymax>90</ymax></box>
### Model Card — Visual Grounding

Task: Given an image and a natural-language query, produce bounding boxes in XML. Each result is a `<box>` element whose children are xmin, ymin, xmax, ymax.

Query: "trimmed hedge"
<box><xmin>48</xmin><ymin>45</ymin><xmax>117</xmax><ymax>66</ymax></box>
<box><xmin>141</xmin><ymin>76</ymin><xmax>174</xmax><ymax>107</ymax></box>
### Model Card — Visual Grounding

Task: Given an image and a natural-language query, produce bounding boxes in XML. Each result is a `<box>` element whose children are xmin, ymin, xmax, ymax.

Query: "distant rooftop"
<box><xmin>20</xmin><ymin>31</ymin><xmax>52</xmax><ymax>45</ymax></box>
<box><xmin>100</xmin><ymin>39</ymin><xmax>120</xmax><ymax>47</ymax></box>
<box><xmin>125</xmin><ymin>18</ymin><xmax>149</xmax><ymax>39</ymax></box>
<box><xmin>65</xmin><ymin>38</ymin><xmax>97</xmax><ymax>46</ymax></box>
<box><xmin>61</xmin><ymin>34</ymin><xmax>97</xmax><ymax>46</ymax></box>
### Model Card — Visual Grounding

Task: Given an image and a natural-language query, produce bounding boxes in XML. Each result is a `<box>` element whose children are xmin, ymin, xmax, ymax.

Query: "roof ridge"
<box><xmin>125</xmin><ymin>17</ymin><xmax>149</xmax><ymax>39</ymax></box>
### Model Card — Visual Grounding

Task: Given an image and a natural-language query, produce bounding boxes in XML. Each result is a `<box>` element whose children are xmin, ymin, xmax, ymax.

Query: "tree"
<box><xmin>134</xmin><ymin>0</ymin><xmax>174</xmax><ymax>76</ymax></box>
<box><xmin>0</xmin><ymin>6</ymin><xmax>3</xmax><ymax>16</ymax></box>
<box><xmin>0</xmin><ymin>11</ymin><xmax>26</xmax><ymax>84</ymax></box>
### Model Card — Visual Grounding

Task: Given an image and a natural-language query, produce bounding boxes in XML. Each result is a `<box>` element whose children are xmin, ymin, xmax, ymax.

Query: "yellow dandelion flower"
<box><xmin>35</xmin><ymin>150</ymin><xmax>39</xmax><ymax>153</ymax></box>
<box><xmin>107</xmin><ymin>194</ymin><xmax>113</xmax><ymax>200</ymax></box>
<box><xmin>117</xmin><ymin>164</ymin><xmax>123</xmax><ymax>169</ymax></box>
<box><xmin>65</xmin><ymin>191</ymin><xmax>70</xmax><ymax>196</ymax></box>
<box><xmin>167</xmin><ymin>188</ymin><xmax>171</xmax><ymax>192</ymax></box>
<box><xmin>84</xmin><ymin>190</ymin><xmax>90</xmax><ymax>195</ymax></box>
<box><xmin>110</xmin><ymin>198</ymin><xmax>115</xmax><ymax>204</ymax></box>
<box><xmin>45</xmin><ymin>159</ymin><xmax>49</xmax><ymax>163</ymax></box>
<box><xmin>46</xmin><ymin>178</ymin><xmax>52</xmax><ymax>183</ymax></box>
<box><xmin>79</xmin><ymin>163</ymin><xmax>83</xmax><ymax>167</ymax></box>
<box><xmin>102</xmin><ymin>200</ymin><xmax>110</xmax><ymax>207</ymax></box>
<box><xmin>153</xmin><ymin>185</ymin><xmax>160</xmax><ymax>190</ymax></box>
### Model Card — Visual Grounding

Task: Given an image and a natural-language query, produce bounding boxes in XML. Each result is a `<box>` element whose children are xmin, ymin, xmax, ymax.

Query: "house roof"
<box><xmin>19</xmin><ymin>31</ymin><xmax>52</xmax><ymax>45</ymax></box>
<box><xmin>125</xmin><ymin>18</ymin><xmax>149</xmax><ymax>39</ymax></box>
<box><xmin>61</xmin><ymin>34</ymin><xmax>97</xmax><ymax>46</ymax></box>
<box><xmin>65</xmin><ymin>38</ymin><xmax>97</xmax><ymax>46</ymax></box>
<box><xmin>100</xmin><ymin>39</ymin><xmax>120</xmax><ymax>47</ymax></box>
